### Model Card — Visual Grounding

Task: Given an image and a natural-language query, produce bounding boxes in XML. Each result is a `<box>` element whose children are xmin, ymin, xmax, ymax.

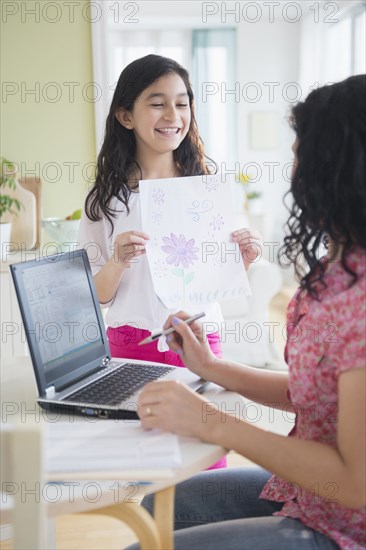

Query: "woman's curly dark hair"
<box><xmin>279</xmin><ymin>74</ymin><xmax>366</xmax><ymax>298</ymax></box>
<box><xmin>85</xmin><ymin>54</ymin><xmax>215</xmax><ymax>231</ymax></box>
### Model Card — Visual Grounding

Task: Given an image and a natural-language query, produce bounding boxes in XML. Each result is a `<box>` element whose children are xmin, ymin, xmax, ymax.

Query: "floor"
<box><xmin>1</xmin><ymin>288</ymin><xmax>295</xmax><ymax>549</ymax></box>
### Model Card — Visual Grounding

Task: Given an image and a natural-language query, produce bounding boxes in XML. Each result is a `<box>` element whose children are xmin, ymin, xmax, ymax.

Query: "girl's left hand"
<box><xmin>138</xmin><ymin>380</ymin><xmax>220</xmax><ymax>441</ymax></box>
<box><xmin>231</xmin><ymin>228</ymin><xmax>263</xmax><ymax>270</ymax></box>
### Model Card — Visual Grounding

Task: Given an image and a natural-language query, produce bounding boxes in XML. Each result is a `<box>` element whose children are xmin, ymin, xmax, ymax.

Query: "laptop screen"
<box><xmin>11</xmin><ymin>250</ymin><xmax>110</xmax><ymax>395</ymax></box>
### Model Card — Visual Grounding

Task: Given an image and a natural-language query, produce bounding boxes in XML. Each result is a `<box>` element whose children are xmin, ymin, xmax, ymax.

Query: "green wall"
<box><xmin>1</xmin><ymin>0</ymin><xmax>96</xmax><ymax>218</ymax></box>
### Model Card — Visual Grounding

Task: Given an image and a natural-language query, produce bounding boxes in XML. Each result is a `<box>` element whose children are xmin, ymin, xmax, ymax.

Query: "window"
<box><xmin>354</xmin><ymin>9</ymin><xmax>366</xmax><ymax>73</ymax></box>
<box><xmin>323</xmin><ymin>17</ymin><xmax>352</xmax><ymax>82</ymax></box>
<box><xmin>108</xmin><ymin>30</ymin><xmax>191</xmax><ymax>90</ymax></box>
<box><xmin>299</xmin><ymin>1</ymin><xmax>366</xmax><ymax>93</ymax></box>
<box><xmin>192</xmin><ymin>29</ymin><xmax>237</xmax><ymax>167</ymax></box>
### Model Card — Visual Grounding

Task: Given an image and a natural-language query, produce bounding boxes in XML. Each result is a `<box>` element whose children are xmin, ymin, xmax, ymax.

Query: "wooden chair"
<box><xmin>1</xmin><ymin>419</ymin><xmax>47</xmax><ymax>548</ymax></box>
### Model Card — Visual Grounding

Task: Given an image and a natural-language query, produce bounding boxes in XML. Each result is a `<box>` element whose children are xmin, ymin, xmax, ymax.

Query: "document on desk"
<box><xmin>45</xmin><ymin>421</ymin><xmax>182</xmax><ymax>480</ymax></box>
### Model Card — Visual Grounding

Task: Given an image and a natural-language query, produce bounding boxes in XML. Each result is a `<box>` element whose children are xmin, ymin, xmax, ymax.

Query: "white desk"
<box><xmin>1</xmin><ymin>356</ymin><xmax>234</xmax><ymax>549</ymax></box>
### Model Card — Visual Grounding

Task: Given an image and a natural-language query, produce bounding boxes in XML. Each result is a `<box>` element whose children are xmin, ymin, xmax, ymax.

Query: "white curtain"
<box><xmin>191</xmin><ymin>29</ymin><xmax>237</xmax><ymax>169</ymax></box>
<box><xmin>299</xmin><ymin>1</ymin><xmax>366</xmax><ymax>96</ymax></box>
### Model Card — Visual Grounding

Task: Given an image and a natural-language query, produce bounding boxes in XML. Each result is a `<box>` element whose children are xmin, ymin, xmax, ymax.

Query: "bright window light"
<box><xmin>354</xmin><ymin>11</ymin><xmax>366</xmax><ymax>73</ymax></box>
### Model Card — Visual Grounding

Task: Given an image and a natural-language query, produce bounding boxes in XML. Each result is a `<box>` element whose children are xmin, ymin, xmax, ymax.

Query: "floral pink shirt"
<box><xmin>260</xmin><ymin>249</ymin><xmax>366</xmax><ymax>549</ymax></box>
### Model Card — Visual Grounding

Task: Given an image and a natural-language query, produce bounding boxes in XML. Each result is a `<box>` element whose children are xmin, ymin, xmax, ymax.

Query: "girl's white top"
<box><xmin>77</xmin><ymin>193</ymin><xmax>224</xmax><ymax>335</ymax></box>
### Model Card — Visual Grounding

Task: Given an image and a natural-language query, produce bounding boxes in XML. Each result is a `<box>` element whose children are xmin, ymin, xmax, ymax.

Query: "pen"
<box><xmin>138</xmin><ymin>312</ymin><xmax>206</xmax><ymax>346</ymax></box>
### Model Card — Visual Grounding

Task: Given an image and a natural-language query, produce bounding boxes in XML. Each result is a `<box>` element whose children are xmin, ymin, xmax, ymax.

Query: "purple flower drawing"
<box><xmin>161</xmin><ymin>233</ymin><xmax>199</xmax><ymax>269</ymax></box>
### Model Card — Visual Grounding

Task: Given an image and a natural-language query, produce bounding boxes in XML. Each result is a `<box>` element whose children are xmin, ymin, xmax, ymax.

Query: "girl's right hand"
<box><xmin>112</xmin><ymin>230</ymin><xmax>149</xmax><ymax>268</ymax></box>
<box><xmin>163</xmin><ymin>311</ymin><xmax>218</xmax><ymax>379</ymax></box>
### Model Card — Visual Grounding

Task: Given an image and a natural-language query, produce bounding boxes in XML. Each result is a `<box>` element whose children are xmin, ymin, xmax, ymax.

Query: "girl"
<box><xmin>77</xmin><ymin>54</ymin><xmax>260</xmax><ymax>470</ymax></box>
<box><xmin>136</xmin><ymin>75</ymin><xmax>366</xmax><ymax>549</ymax></box>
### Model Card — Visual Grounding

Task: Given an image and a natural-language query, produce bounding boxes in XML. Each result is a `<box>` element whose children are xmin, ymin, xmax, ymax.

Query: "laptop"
<box><xmin>10</xmin><ymin>249</ymin><xmax>206</xmax><ymax>420</ymax></box>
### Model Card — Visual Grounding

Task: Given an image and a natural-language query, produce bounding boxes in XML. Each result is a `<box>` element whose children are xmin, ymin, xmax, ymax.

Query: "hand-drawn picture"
<box><xmin>152</xmin><ymin>209</ymin><xmax>163</xmax><ymax>224</ymax></box>
<box><xmin>185</xmin><ymin>200</ymin><xmax>214</xmax><ymax>221</ymax></box>
<box><xmin>152</xmin><ymin>187</ymin><xmax>165</xmax><ymax>206</ymax></box>
<box><xmin>139</xmin><ymin>174</ymin><xmax>250</xmax><ymax>308</ymax></box>
<box><xmin>210</xmin><ymin>213</ymin><xmax>224</xmax><ymax>232</ymax></box>
<box><xmin>205</xmin><ymin>178</ymin><xmax>220</xmax><ymax>192</ymax></box>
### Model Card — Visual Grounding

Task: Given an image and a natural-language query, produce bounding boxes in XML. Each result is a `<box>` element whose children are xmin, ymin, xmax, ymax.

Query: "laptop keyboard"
<box><xmin>65</xmin><ymin>363</ymin><xmax>174</xmax><ymax>406</ymax></box>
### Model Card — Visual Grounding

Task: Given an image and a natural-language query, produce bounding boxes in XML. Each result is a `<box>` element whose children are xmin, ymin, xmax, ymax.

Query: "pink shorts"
<box><xmin>107</xmin><ymin>324</ymin><xmax>227</xmax><ymax>470</ymax></box>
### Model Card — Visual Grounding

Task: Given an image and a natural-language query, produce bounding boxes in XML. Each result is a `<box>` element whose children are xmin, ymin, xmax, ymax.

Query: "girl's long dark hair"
<box><xmin>279</xmin><ymin>74</ymin><xmax>366</xmax><ymax>298</ymax></box>
<box><xmin>86</xmin><ymin>54</ymin><xmax>214</xmax><ymax>230</ymax></box>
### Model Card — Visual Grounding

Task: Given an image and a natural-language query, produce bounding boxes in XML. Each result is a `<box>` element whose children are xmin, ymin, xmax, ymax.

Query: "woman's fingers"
<box><xmin>162</xmin><ymin>313</ymin><xmax>206</xmax><ymax>353</ymax></box>
<box><xmin>171</xmin><ymin>316</ymin><xmax>204</xmax><ymax>342</ymax></box>
<box><xmin>137</xmin><ymin>380</ymin><xmax>180</xmax><ymax>421</ymax></box>
<box><xmin>137</xmin><ymin>381</ymin><xmax>206</xmax><ymax>437</ymax></box>
<box><xmin>163</xmin><ymin>312</ymin><xmax>206</xmax><ymax>337</ymax></box>
<box><xmin>163</xmin><ymin>311</ymin><xmax>191</xmax><ymax>330</ymax></box>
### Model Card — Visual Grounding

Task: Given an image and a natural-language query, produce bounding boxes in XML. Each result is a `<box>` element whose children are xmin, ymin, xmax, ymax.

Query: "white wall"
<box><xmin>236</xmin><ymin>19</ymin><xmax>300</xmax><ymax>278</ymax></box>
<box><xmin>1</xmin><ymin>0</ymin><xmax>96</xmax><ymax>219</ymax></box>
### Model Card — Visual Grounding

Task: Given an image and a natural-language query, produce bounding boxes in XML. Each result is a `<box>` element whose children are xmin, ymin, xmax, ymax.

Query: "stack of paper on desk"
<box><xmin>44</xmin><ymin>421</ymin><xmax>182</xmax><ymax>479</ymax></box>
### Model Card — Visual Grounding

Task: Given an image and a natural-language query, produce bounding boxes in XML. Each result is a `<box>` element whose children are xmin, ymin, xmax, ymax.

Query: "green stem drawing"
<box><xmin>171</xmin><ymin>268</ymin><xmax>195</xmax><ymax>303</ymax></box>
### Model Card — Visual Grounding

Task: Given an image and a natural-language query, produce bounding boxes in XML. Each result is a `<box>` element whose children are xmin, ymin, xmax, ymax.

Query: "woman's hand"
<box><xmin>231</xmin><ymin>228</ymin><xmax>263</xmax><ymax>270</ymax></box>
<box><xmin>138</xmin><ymin>380</ymin><xmax>221</xmax><ymax>441</ymax></box>
<box><xmin>112</xmin><ymin>230</ymin><xmax>149</xmax><ymax>268</ymax></box>
<box><xmin>163</xmin><ymin>312</ymin><xmax>218</xmax><ymax>379</ymax></box>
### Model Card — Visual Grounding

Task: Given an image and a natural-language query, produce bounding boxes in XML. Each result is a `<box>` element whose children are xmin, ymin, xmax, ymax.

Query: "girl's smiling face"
<box><xmin>116</xmin><ymin>72</ymin><xmax>191</xmax><ymax>157</ymax></box>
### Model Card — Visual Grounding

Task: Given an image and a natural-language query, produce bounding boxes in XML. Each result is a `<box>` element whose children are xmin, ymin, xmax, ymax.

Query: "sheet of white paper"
<box><xmin>140</xmin><ymin>174</ymin><xmax>251</xmax><ymax>308</ymax></box>
<box><xmin>45</xmin><ymin>421</ymin><xmax>182</xmax><ymax>474</ymax></box>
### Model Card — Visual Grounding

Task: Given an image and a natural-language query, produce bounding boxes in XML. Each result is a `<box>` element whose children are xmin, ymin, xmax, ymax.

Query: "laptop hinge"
<box><xmin>45</xmin><ymin>385</ymin><xmax>56</xmax><ymax>399</ymax></box>
<box><xmin>101</xmin><ymin>356</ymin><xmax>110</xmax><ymax>367</ymax></box>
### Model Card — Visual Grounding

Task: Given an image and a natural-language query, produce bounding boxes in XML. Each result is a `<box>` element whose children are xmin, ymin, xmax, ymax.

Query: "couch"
<box><xmin>219</xmin><ymin>257</ymin><xmax>284</xmax><ymax>368</ymax></box>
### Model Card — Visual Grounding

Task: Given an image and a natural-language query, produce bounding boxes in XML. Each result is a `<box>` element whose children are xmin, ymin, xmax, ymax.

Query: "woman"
<box><xmin>134</xmin><ymin>75</ymin><xmax>366</xmax><ymax>549</ymax></box>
